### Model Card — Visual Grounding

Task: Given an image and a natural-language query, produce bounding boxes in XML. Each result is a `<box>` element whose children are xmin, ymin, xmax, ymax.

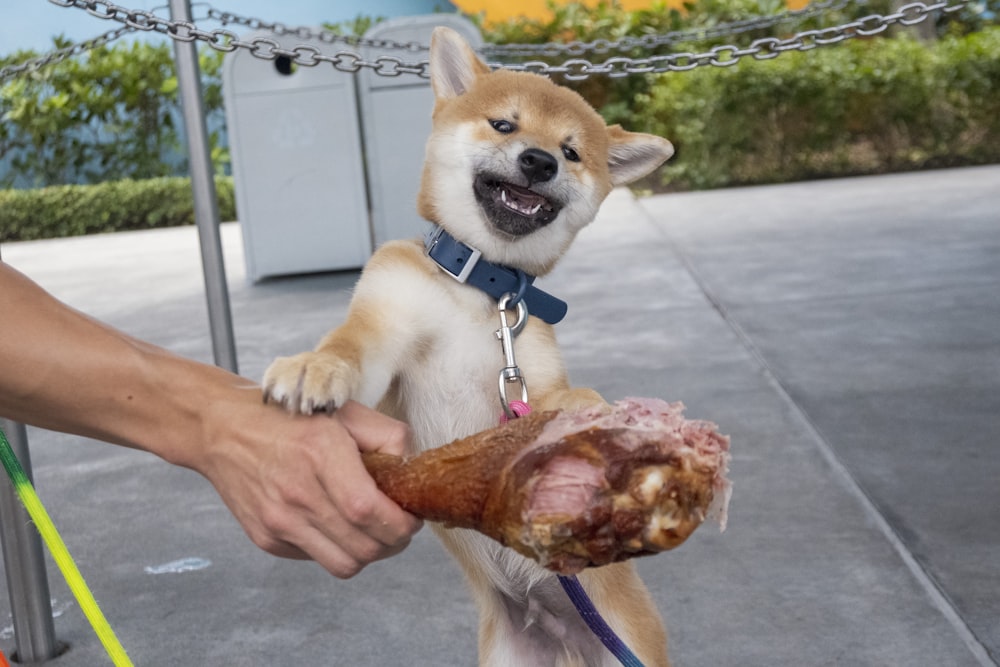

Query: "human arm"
<box><xmin>0</xmin><ymin>261</ymin><xmax>421</xmax><ymax>578</ymax></box>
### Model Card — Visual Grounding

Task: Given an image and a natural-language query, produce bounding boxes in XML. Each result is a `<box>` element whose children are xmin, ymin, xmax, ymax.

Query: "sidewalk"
<box><xmin>2</xmin><ymin>165</ymin><xmax>998</xmax><ymax>666</ymax></box>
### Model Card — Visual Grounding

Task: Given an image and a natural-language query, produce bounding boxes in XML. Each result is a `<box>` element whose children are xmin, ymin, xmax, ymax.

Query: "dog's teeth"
<box><xmin>501</xmin><ymin>189</ymin><xmax>508</xmax><ymax>203</ymax></box>
<box><xmin>530</xmin><ymin>204</ymin><xmax>541</xmax><ymax>215</ymax></box>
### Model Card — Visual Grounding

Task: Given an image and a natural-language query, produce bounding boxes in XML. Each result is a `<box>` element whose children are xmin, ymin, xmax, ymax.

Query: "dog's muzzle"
<box><xmin>473</xmin><ymin>175</ymin><xmax>562</xmax><ymax>237</ymax></box>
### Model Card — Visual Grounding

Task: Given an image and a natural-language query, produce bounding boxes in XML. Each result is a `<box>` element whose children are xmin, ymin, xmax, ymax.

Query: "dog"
<box><xmin>262</xmin><ymin>26</ymin><xmax>675</xmax><ymax>666</ymax></box>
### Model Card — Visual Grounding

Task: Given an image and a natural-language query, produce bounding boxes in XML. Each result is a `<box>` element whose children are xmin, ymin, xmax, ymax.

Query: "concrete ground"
<box><xmin>1</xmin><ymin>165</ymin><xmax>997</xmax><ymax>666</ymax></box>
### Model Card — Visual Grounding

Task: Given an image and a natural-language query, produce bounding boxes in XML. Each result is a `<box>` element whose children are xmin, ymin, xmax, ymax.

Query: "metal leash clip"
<box><xmin>496</xmin><ymin>292</ymin><xmax>529</xmax><ymax>420</ymax></box>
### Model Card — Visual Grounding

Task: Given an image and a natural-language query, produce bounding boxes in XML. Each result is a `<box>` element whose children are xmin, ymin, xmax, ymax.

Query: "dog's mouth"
<box><xmin>474</xmin><ymin>175</ymin><xmax>562</xmax><ymax>237</ymax></box>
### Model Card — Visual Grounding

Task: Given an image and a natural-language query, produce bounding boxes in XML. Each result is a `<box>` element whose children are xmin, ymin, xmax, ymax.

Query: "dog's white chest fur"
<box><xmin>396</xmin><ymin>296</ymin><xmax>510</xmax><ymax>450</ymax></box>
<box><xmin>356</xmin><ymin>243</ymin><xmax>565</xmax><ymax>454</ymax></box>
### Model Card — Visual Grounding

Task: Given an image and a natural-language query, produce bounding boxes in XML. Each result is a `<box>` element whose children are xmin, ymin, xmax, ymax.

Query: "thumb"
<box><xmin>334</xmin><ymin>400</ymin><xmax>413</xmax><ymax>458</ymax></box>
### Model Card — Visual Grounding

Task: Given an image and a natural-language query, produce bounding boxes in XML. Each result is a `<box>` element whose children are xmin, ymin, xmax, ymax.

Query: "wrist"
<box><xmin>130</xmin><ymin>345</ymin><xmax>262</xmax><ymax>471</ymax></box>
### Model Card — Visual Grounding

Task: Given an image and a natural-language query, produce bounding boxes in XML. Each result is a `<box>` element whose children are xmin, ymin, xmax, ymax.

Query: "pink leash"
<box><xmin>498</xmin><ymin>400</ymin><xmax>533</xmax><ymax>423</ymax></box>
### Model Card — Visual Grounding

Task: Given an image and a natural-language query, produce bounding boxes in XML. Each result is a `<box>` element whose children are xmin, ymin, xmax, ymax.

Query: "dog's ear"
<box><xmin>430</xmin><ymin>26</ymin><xmax>491</xmax><ymax>100</ymax></box>
<box><xmin>606</xmin><ymin>125</ymin><xmax>674</xmax><ymax>187</ymax></box>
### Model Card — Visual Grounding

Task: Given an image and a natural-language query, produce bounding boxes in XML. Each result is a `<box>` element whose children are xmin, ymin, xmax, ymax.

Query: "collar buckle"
<box><xmin>425</xmin><ymin>226</ymin><xmax>482</xmax><ymax>284</ymax></box>
<box><xmin>423</xmin><ymin>226</ymin><xmax>568</xmax><ymax>325</ymax></box>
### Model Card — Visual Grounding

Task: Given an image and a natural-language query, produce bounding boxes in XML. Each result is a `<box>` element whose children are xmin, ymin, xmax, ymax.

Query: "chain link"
<box><xmin>0</xmin><ymin>24</ymin><xmax>134</xmax><ymax>81</ymax></box>
<box><xmin>502</xmin><ymin>0</ymin><xmax>967</xmax><ymax>80</ymax></box>
<box><xmin>205</xmin><ymin>7</ymin><xmax>430</xmax><ymax>52</ymax></box>
<box><xmin>480</xmin><ymin>0</ymin><xmax>866</xmax><ymax>56</ymax></box>
<box><xmin>198</xmin><ymin>0</ymin><xmax>872</xmax><ymax>57</ymax></box>
<box><xmin>34</xmin><ymin>0</ymin><xmax>970</xmax><ymax>82</ymax></box>
<box><xmin>44</xmin><ymin>0</ymin><xmax>438</xmax><ymax>77</ymax></box>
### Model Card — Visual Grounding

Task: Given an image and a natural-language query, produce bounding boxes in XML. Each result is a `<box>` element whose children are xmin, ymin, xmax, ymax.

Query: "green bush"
<box><xmin>2</xmin><ymin>2</ymin><xmax>997</xmax><ymax>241</ymax></box>
<box><xmin>0</xmin><ymin>176</ymin><xmax>235</xmax><ymax>242</ymax></box>
<box><xmin>478</xmin><ymin>2</ymin><xmax>999</xmax><ymax>191</ymax></box>
<box><xmin>1</xmin><ymin>40</ymin><xmax>227</xmax><ymax>188</ymax></box>
<box><xmin>630</xmin><ymin>27</ymin><xmax>1000</xmax><ymax>190</ymax></box>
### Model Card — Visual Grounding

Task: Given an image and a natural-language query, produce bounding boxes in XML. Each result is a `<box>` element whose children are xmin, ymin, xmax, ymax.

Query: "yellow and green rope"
<box><xmin>0</xmin><ymin>427</ymin><xmax>133</xmax><ymax>667</ymax></box>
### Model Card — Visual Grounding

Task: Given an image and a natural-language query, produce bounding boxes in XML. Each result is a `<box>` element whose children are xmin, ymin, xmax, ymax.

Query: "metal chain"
<box><xmin>0</xmin><ymin>24</ymin><xmax>134</xmax><ymax>81</ymax></box>
<box><xmin>519</xmin><ymin>0</ymin><xmax>968</xmax><ymax>80</ymax></box>
<box><xmin>45</xmin><ymin>0</ymin><xmax>434</xmax><ymax>77</ymax></box>
<box><xmin>42</xmin><ymin>0</ymin><xmax>968</xmax><ymax>81</ymax></box>
<box><xmin>203</xmin><ymin>0</ymin><xmax>866</xmax><ymax>56</ymax></box>
<box><xmin>480</xmin><ymin>0</ymin><xmax>866</xmax><ymax>56</ymax></box>
<box><xmin>204</xmin><ymin>7</ymin><xmax>430</xmax><ymax>52</ymax></box>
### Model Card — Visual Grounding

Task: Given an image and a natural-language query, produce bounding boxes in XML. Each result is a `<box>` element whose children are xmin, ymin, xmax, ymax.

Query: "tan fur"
<box><xmin>263</xmin><ymin>27</ymin><xmax>674</xmax><ymax>666</ymax></box>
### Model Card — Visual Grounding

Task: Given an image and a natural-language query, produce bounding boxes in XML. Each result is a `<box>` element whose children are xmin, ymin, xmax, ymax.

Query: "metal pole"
<box><xmin>0</xmin><ymin>420</ymin><xmax>59</xmax><ymax>662</ymax></box>
<box><xmin>169</xmin><ymin>0</ymin><xmax>239</xmax><ymax>373</ymax></box>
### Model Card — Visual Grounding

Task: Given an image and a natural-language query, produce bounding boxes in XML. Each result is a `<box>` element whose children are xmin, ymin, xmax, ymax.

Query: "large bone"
<box><xmin>363</xmin><ymin>398</ymin><xmax>731</xmax><ymax>574</ymax></box>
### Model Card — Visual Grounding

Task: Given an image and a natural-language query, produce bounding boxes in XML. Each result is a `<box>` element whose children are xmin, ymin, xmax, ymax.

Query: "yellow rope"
<box><xmin>0</xmin><ymin>427</ymin><xmax>133</xmax><ymax>667</ymax></box>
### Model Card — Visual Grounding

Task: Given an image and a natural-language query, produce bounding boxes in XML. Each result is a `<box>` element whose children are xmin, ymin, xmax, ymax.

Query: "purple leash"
<box><xmin>490</xmin><ymin>297</ymin><xmax>643</xmax><ymax>666</ymax></box>
<box><xmin>558</xmin><ymin>574</ymin><xmax>645</xmax><ymax>667</ymax></box>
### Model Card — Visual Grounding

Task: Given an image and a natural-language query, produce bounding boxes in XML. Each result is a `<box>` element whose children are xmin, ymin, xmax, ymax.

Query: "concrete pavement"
<box><xmin>1</xmin><ymin>165</ymin><xmax>998</xmax><ymax>665</ymax></box>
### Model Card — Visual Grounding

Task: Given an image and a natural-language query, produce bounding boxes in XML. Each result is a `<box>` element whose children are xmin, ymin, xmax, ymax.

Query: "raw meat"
<box><xmin>363</xmin><ymin>398</ymin><xmax>731</xmax><ymax>574</ymax></box>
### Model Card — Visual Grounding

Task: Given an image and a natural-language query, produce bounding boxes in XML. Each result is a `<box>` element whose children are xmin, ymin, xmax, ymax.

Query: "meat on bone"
<box><xmin>363</xmin><ymin>398</ymin><xmax>732</xmax><ymax>574</ymax></box>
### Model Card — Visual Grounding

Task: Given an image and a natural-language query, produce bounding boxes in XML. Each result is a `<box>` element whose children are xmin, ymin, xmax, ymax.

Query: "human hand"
<box><xmin>0</xmin><ymin>263</ymin><xmax>420</xmax><ymax>577</ymax></box>
<box><xmin>199</xmin><ymin>397</ymin><xmax>423</xmax><ymax>578</ymax></box>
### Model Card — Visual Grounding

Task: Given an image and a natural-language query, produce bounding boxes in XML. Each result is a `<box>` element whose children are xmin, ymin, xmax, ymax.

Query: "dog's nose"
<box><xmin>519</xmin><ymin>148</ymin><xmax>558</xmax><ymax>184</ymax></box>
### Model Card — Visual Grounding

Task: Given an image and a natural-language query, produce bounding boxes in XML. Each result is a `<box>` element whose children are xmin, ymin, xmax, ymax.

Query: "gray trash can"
<box><xmin>223</xmin><ymin>30</ymin><xmax>371</xmax><ymax>282</ymax></box>
<box><xmin>358</xmin><ymin>15</ymin><xmax>482</xmax><ymax>247</ymax></box>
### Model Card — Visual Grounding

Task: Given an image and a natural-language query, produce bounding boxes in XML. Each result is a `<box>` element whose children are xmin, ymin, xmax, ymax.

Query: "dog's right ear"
<box><xmin>429</xmin><ymin>26</ymin><xmax>491</xmax><ymax>100</ymax></box>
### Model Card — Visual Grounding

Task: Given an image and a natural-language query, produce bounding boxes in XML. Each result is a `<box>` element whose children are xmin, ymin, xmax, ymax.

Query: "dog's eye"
<box><xmin>562</xmin><ymin>145</ymin><xmax>581</xmax><ymax>163</ymax></box>
<box><xmin>489</xmin><ymin>119</ymin><xmax>516</xmax><ymax>134</ymax></box>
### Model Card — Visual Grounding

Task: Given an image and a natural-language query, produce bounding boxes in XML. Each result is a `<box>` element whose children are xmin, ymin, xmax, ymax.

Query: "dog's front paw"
<box><xmin>262</xmin><ymin>352</ymin><xmax>359</xmax><ymax>414</ymax></box>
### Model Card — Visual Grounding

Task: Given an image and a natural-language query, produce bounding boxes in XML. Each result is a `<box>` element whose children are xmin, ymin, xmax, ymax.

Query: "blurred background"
<box><xmin>2</xmin><ymin>0</ymin><xmax>997</xmax><ymax>241</ymax></box>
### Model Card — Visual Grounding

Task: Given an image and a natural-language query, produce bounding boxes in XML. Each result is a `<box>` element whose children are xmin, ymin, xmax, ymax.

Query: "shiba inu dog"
<box><xmin>263</xmin><ymin>26</ymin><xmax>675</xmax><ymax>667</ymax></box>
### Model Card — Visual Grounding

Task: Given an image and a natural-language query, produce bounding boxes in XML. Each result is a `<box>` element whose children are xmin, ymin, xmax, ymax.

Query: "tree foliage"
<box><xmin>1</xmin><ymin>1</ymin><xmax>997</xmax><ymax>199</ymax></box>
<box><xmin>0</xmin><ymin>37</ymin><xmax>225</xmax><ymax>188</ymax></box>
<box><xmin>477</xmin><ymin>0</ymin><xmax>1000</xmax><ymax>190</ymax></box>
<box><xmin>631</xmin><ymin>26</ymin><xmax>1000</xmax><ymax>189</ymax></box>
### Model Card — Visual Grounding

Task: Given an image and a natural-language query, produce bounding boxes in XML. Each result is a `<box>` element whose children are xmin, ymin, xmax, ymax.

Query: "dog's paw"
<box><xmin>262</xmin><ymin>352</ymin><xmax>359</xmax><ymax>415</ymax></box>
<box><xmin>535</xmin><ymin>388</ymin><xmax>610</xmax><ymax>414</ymax></box>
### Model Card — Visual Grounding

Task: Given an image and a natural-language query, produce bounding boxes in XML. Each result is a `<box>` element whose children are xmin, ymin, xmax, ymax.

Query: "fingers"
<box><xmin>254</xmin><ymin>510</ymin><xmax>416</xmax><ymax>579</ymax></box>
<box><xmin>295</xmin><ymin>521</ymin><xmax>415</xmax><ymax>579</ymax></box>
<box><xmin>334</xmin><ymin>400</ymin><xmax>413</xmax><ymax>457</ymax></box>
<box><xmin>263</xmin><ymin>406</ymin><xmax>420</xmax><ymax>578</ymax></box>
<box><xmin>315</xmin><ymin>410</ymin><xmax>423</xmax><ymax>568</ymax></box>
<box><xmin>238</xmin><ymin>451</ymin><xmax>421</xmax><ymax>579</ymax></box>
<box><xmin>201</xmin><ymin>395</ymin><xmax>423</xmax><ymax>579</ymax></box>
<box><xmin>242</xmin><ymin>509</ymin><xmax>412</xmax><ymax>579</ymax></box>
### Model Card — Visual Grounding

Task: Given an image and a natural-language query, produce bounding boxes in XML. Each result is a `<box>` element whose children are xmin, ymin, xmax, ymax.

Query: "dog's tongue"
<box><xmin>500</xmin><ymin>183</ymin><xmax>549</xmax><ymax>216</ymax></box>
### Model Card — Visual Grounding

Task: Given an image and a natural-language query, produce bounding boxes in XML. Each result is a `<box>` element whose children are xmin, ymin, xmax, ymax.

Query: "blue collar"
<box><xmin>423</xmin><ymin>227</ymin><xmax>568</xmax><ymax>325</ymax></box>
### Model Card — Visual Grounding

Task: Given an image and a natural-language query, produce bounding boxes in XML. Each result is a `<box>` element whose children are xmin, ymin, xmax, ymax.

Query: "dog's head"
<box><xmin>418</xmin><ymin>27</ymin><xmax>674</xmax><ymax>276</ymax></box>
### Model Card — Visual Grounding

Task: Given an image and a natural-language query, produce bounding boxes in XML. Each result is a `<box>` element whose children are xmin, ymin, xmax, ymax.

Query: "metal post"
<box><xmin>169</xmin><ymin>0</ymin><xmax>239</xmax><ymax>373</ymax></box>
<box><xmin>0</xmin><ymin>420</ymin><xmax>59</xmax><ymax>662</ymax></box>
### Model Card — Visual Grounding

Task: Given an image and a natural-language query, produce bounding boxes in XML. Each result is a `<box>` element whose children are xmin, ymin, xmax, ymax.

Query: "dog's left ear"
<box><xmin>429</xmin><ymin>26</ymin><xmax>491</xmax><ymax>100</ymax></box>
<box><xmin>606</xmin><ymin>125</ymin><xmax>675</xmax><ymax>187</ymax></box>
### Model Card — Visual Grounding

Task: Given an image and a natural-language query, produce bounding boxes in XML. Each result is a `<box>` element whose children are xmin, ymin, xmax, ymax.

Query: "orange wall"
<box><xmin>454</xmin><ymin>0</ymin><xmax>811</xmax><ymax>24</ymax></box>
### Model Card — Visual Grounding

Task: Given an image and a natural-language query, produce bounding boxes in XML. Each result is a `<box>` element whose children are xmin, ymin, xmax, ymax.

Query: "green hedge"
<box><xmin>475</xmin><ymin>2</ymin><xmax>999</xmax><ymax>191</ymax></box>
<box><xmin>0</xmin><ymin>176</ymin><xmax>235</xmax><ymax>242</ymax></box>
<box><xmin>630</xmin><ymin>27</ymin><xmax>1000</xmax><ymax>190</ymax></box>
<box><xmin>3</xmin><ymin>11</ymin><xmax>997</xmax><ymax>241</ymax></box>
